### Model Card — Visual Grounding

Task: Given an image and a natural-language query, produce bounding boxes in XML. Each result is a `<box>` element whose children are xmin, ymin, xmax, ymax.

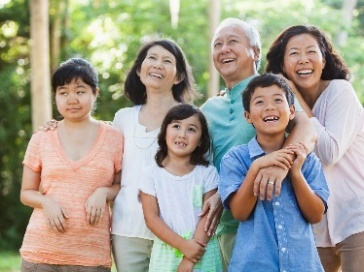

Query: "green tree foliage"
<box><xmin>0</xmin><ymin>0</ymin><xmax>363</xmax><ymax>250</ymax></box>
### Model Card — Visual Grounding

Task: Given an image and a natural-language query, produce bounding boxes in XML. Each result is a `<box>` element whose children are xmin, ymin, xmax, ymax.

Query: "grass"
<box><xmin>0</xmin><ymin>251</ymin><xmax>117</xmax><ymax>272</ymax></box>
<box><xmin>0</xmin><ymin>251</ymin><xmax>21</xmax><ymax>272</ymax></box>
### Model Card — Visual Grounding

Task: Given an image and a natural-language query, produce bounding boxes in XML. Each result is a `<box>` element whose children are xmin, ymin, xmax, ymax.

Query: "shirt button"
<box><xmin>230</xmin><ymin>109</ymin><xmax>234</xmax><ymax>114</ymax></box>
<box><xmin>278</xmin><ymin>225</ymin><xmax>283</xmax><ymax>229</ymax></box>
<box><xmin>231</xmin><ymin>99</ymin><xmax>235</xmax><ymax>103</ymax></box>
<box><xmin>275</xmin><ymin>201</ymin><xmax>280</xmax><ymax>206</ymax></box>
<box><xmin>281</xmin><ymin>247</ymin><xmax>286</xmax><ymax>253</ymax></box>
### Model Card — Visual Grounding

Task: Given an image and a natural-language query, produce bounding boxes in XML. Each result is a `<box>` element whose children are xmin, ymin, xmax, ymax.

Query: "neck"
<box><xmin>143</xmin><ymin>92</ymin><xmax>180</xmax><ymax>113</ymax></box>
<box><xmin>256</xmin><ymin>133</ymin><xmax>286</xmax><ymax>154</ymax></box>
<box><xmin>162</xmin><ymin>154</ymin><xmax>194</xmax><ymax>176</ymax></box>
<box><xmin>299</xmin><ymin>80</ymin><xmax>330</xmax><ymax>109</ymax></box>
<box><xmin>61</xmin><ymin>116</ymin><xmax>96</xmax><ymax>129</ymax></box>
<box><xmin>224</xmin><ymin>70</ymin><xmax>257</xmax><ymax>90</ymax></box>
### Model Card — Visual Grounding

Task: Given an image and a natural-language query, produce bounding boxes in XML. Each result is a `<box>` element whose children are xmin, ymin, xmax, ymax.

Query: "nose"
<box><xmin>178</xmin><ymin>129</ymin><xmax>187</xmax><ymax>138</ymax></box>
<box><xmin>264</xmin><ymin>101</ymin><xmax>275</xmax><ymax>111</ymax></box>
<box><xmin>298</xmin><ymin>53</ymin><xmax>309</xmax><ymax>64</ymax></box>
<box><xmin>67</xmin><ymin>93</ymin><xmax>79</xmax><ymax>104</ymax></box>
<box><xmin>221</xmin><ymin>42</ymin><xmax>231</xmax><ymax>54</ymax></box>
<box><xmin>152</xmin><ymin>59</ymin><xmax>163</xmax><ymax>69</ymax></box>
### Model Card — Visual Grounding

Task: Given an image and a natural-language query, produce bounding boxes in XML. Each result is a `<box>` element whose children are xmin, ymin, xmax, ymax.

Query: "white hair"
<box><xmin>212</xmin><ymin>17</ymin><xmax>262</xmax><ymax>70</ymax></box>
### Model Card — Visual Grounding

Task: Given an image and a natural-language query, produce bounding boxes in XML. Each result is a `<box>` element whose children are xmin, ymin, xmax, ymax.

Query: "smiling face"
<box><xmin>138</xmin><ymin>45</ymin><xmax>180</xmax><ymax>94</ymax></box>
<box><xmin>165</xmin><ymin>114</ymin><xmax>202</xmax><ymax>159</ymax></box>
<box><xmin>245</xmin><ymin>85</ymin><xmax>295</xmax><ymax>136</ymax></box>
<box><xmin>212</xmin><ymin>24</ymin><xmax>258</xmax><ymax>88</ymax></box>
<box><xmin>55</xmin><ymin>78</ymin><xmax>98</xmax><ymax>122</ymax></box>
<box><xmin>282</xmin><ymin>33</ymin><xmax>325</xmax><ymax>94</ymax></box>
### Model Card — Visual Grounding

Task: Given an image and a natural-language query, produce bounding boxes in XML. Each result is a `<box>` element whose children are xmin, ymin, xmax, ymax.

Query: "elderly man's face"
<box><xmin>212</xmin><ymin>24</ymin><xmax>257</xmax><ymax>88</ymax></box>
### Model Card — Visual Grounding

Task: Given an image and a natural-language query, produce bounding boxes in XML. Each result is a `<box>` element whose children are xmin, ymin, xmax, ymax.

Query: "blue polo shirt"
<box><xmin>219</xmin><ymin>137</ymin><xmax>329</xmax><ymax>272</ymax></box>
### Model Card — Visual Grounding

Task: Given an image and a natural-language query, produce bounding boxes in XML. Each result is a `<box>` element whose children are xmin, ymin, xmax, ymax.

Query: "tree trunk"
<box><xmin>50</xmin><ymin>1</ymin><xmax>65</xmax><ymax>73</ymax></box>
<box><xmin>207</xmin><ymin>0</ymin><xmax>220</xmax><ymax>98</ymax></box>
<box><xmin>335</xmin><ymin>0</ymin><xmax>358</xmax><ymax>46</ymax></box>
<box><xmin>30</xmin><ymin>0</ymin><xmax>52</xmax><ymax>131</ymax></box>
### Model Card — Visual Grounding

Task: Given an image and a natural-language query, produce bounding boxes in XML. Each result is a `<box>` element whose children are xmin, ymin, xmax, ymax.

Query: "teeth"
<box><xmin>297</xmin><ymin>69</ymin><xmax>312</xmax><ymax>75</ymax></box>
<box><xmin>149</xmin><ymin>73</ymin><xmax>163</xmax><ymax>78</ymax></box>
<box><xmin>175</xmin><ymin>141</ymin><xmax>187</xmax><ymax>147</ymax></box>
<box><xmin>222</xmin><ymin>58</ymin><xmax>234</xmax><ymax>63</ymax></box>
<box><xmin>263</xmin><ymin>116</ymin><xmax>279</xmax><ymax>122</ymax></box>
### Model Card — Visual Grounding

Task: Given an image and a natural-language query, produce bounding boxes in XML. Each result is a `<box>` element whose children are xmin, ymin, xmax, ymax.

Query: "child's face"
<box><xmin>244</xmin><ymin>85</ymin><xmax>295</xmax><ymax>135</ymax></box>
<box><xmin>55</xmin><ymin>78</ymin><xmax>98</xmax><ymax>122</ymax></box>
<box><xmin>165</xmin><ymin>114</ymin><xmax>202</xmax><ymax>159</ymax></box>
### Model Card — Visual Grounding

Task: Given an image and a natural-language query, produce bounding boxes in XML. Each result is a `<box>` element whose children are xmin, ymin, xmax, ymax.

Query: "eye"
<box><xmin>77</xmin><ymin>91</ymin><xmax>85</xmax><ymax>95</ymax></box>
<box><xmin>147</xmin><ymin>55</ymin><xmax>156</xmax><ymax>60</ymax></box>
<box><xmin>229</xmin><ymin>39</ymin><xmax>238</xmax><ymax>44</ymax></box>
<box><xmin>171</xmin><ymin>124</ymin><xmax>180</xmax><ymax>129</ymax></box>
<box><xmin>289</xmin><ymin>51</ymin><xmax>298</xmax><ymax>56</ymax></box>
<box><xmin>275</xmin><ymin>98</ymin><xmax>284</xmax><ymax>103</ymax></box>
<box><xmin>164</xmin><ymin>59</ymin><xmax>172</xmax><ymax>64</ymax></box>
<box><xmin>254</xmin><ymin>100</ymin><xmax>263</xmax><ymax>105</ymax></box>
<box><xmin>213</xmin><ymin>41</ymin><xmax>222</xmax><ymax>48</ymax></box>
<box><xmin>59</xmin><ymin>92</ymin><xmax>67</xmax><ymax>96</ymax></box>
<box><xmin>188</xmin><ymin>127</ymin><xmax>196</xmax><ymax>133</ymax></box>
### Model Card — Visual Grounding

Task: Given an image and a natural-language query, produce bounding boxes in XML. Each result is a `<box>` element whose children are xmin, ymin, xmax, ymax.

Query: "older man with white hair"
<box><xmin>200</xmin><ymin>17</ymin><xmax>317</xmax><ymax>271</ymax></box>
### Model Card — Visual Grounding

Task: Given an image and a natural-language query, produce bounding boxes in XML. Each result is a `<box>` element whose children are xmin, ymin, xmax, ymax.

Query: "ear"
<box><xmin>289</xmin><ymin>105</ymin><xmax>295</xmax><ymax>120</ymax></box>
<box><xmin>253</xmin><ymin>46</ymin><xmax>260</xmax><ymax>61</ymax></box>
<box><xmin>136</xmin><ymin>69</ymin><xmax>140</xmax><ymax>77</ymax></box>
<box><xmin>322</xmin><ymin>58</ymin><xmax>326</xmax><ymax>70</ymax></box>
<box><xmin>174</xmin><ymin>74</ymin><xmax>184</xmax><ymax>85</ymax></box>
<box><xmin>244</xmin><ymin>111</ymin><xmax>253</xmax><ymax>124</ymax></box>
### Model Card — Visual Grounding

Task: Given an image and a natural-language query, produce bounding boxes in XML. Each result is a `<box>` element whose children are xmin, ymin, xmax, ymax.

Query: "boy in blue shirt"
<box><xmin>219</xmin><ymin>73</ymin><xmax>329</xmax><ymax>272</ymax></box>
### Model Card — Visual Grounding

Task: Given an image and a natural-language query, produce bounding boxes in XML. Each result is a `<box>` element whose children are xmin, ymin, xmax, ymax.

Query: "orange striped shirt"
<box><xmin>20</xmin><ymin>122</ymin><xmax>123</xmax><ymax>267</ymax></box>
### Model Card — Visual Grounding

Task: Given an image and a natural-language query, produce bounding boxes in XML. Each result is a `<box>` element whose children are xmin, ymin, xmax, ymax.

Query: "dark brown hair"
<box><xmin>155</xmin><ymin>104</ymin><xmax>210</xmax><ymax>167</ymax></box>
<box><xmin>265</xmin><ymin>25</ymin><xmax>349</xmax><ymax>80</ymax></box>
<box><xmin>124</xmin><ymin>37</ymin><xmax>198</xmax><ymax>105</ymax></box>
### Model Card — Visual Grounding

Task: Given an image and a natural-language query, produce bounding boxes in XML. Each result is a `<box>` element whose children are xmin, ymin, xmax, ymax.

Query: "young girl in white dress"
<box><xmin>140</xmin><ymin>104</ymin><xmax>223</xmax><ymax>272</ymax></box>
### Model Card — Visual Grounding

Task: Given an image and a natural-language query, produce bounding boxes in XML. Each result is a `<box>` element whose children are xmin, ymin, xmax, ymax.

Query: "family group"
<box><xmin>19</xmin><ymin>17</ymin><xmax>364</xmax><ymax>272</ymax></box>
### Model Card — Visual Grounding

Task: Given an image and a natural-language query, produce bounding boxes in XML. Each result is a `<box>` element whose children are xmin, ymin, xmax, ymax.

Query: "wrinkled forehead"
<box><xmin>213</xmin><ymin>23</ymin><xmax>247</xmax><ymax>42</ymax></box>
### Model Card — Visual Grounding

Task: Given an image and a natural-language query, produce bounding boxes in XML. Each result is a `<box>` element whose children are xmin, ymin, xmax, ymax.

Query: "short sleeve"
<box><xmin>202</xmin><ymin>165</ymin><xmax>219</xmax><ymax>193</ymax></box>
<box><xmin>218</xmin><ymin>147</ymin><xmax>249</xmax><ymax>210</ymax></box>
<box><xmin>139</xmin><ymin>165</ymin><xmax>157</xmax><ymax>197</ymax></box>
<box><xmin>22</xmin><ymin>132</ymin><xmax>43</xmax><ymax>172</ymax></box>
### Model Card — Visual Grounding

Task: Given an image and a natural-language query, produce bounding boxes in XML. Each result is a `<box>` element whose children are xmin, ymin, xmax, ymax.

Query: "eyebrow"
<box><xmin>287</xmin><ymin>45</ymin><xmax>318</xmax><ymax>51</ymax></box>
<box><xmin>252</xmin><ymin>93</ymin><xmax>285</xmax><ymax>100</ymax></box>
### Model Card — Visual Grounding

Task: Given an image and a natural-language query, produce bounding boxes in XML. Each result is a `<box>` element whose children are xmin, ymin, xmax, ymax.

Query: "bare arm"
<box><xmin>288</xmin><ymin>143</ymin><xmax>325</xmax><ymax>223</ymax></box>
<box><xmin>254</xmin><ymin>111</ymin><xmax>317</xmax><ymax>200</ymax></box>
<box><xmin>178</xmin><ymin>189</ymin><xmax>218</xmax><ymax>271</ymax></box>
<box><xmin>200</xmin><ymin>192</ymin><xmax>223</xmax><ymax>236</ymax></box>
<box><xmin>84</xmin><ymin>170</ymin><xmax>121</xmax><ymax>225</ymax></box>
<box><xmin>231</xmin><ymin>150</ymin><xmax>293</xmax><ymax>220</ymax></box>
<box><xmin>230</xmin><ymin>162</ymin><xmax>259</xmax><ymax>221</ymax></box>
<box><xmin>20</xmin><ymin>166</ymin><xmax>69</xmax><ymax>232</ymax></box>
<box><xmin>140</xmin><ymin>192</ymin><xmax>205</xmax><ymax>264</ymax></box>
<box><xmin>286</xmin><ymin>111</ymin><xmax>317</xmax><ymax>153</ymax></box>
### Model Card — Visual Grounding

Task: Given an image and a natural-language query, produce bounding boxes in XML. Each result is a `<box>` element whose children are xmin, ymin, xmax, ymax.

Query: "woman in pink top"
<box><xmin>20</xmin><ymin>58</ymin><xmax>123</xmax><ymax>271</ymax></box>
<box><xmin>266</xmin><ymin>25</ymin><xmax>364</xmax><ymax>272</ymax></box>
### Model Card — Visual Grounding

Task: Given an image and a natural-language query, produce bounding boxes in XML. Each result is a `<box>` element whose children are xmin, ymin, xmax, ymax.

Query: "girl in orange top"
<box><xmin>20</xmin><ymin>58</ymin><xmax>123</xmax><ymax>271</ymax></box>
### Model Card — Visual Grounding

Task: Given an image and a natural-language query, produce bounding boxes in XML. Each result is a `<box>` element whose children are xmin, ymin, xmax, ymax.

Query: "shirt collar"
<box><xmin>225</xmin><ymin>74</ymin><xmax>259</xmax><ymax>99</ymax></box>
<box><xmin>247</xmin><ymin>136</ymin><xmax>266</xmax><ymax>159</ymax></box>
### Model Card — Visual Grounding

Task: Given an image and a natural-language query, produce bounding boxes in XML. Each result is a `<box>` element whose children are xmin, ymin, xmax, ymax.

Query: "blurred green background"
<box><xmin>1</xmin><ymin>0</ymin><xmax>363</xmax><ymax>270</ymax></box>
